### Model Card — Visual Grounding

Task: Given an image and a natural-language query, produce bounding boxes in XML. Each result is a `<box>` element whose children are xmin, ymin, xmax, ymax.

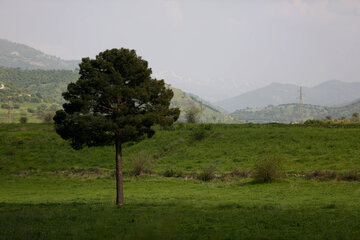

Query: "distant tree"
<box><xmin>19</xmin><ymin>116</ymin><xmax>27</xmax><ymax>124</ymax></box>
<box><xmin>185</xmin><ymin>106</ymin><xmax>201</xmax><ymax>123</ymax></box>
<box><xmin>325</xmin><ymin>115</ymin><xmax>332</xmax><ymax>120</ymax></box>
<box><xmin>352</xmin><ymin>112</ymin><xmax>359</xmax><ymax>122</ymax></box>
<box><xmin>1</xmin><ymin>103</ymin><xmax>8</xmax><ymax>109</ymax></box>
<box><xmin>53</xmin><ymin>48</ymin><xmax>179</xmax><ymax>205</ymax></box>
<box><xmin>13</xmin><ymin>103</ymin><xmax>20</xmax><ymax>109</ymax></box>
<box><xmin>43</xmin><ymin>112</ymin><xmax>54</xmax><ymax>123</ymax></box>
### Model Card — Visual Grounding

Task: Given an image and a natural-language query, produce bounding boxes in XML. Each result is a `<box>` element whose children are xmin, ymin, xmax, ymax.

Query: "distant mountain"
<box><xmin>0</xmin><ymin>39</ymin><xmax>79</xmax><ymax>70</ymax></box>
<box><xmin>216</xmin><ymin>80</ymin><xmax>360</xmax><ymax>112</ymax></box>
<box><xmin>231</xmin><ymin>100</ymin><xmax>360</xmax><ymax>123</ymax></box>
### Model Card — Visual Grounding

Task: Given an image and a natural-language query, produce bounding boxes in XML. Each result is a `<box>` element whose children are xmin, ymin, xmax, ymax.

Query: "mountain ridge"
<box><xmin>216</xmin><ymin>80</ymin><xmax>360</xmax><ymax>112</ymax></box>
<box><xmin>0</xmin><ymin>38</ymin><xmax>79</xmax><ymax>70</ymax></box>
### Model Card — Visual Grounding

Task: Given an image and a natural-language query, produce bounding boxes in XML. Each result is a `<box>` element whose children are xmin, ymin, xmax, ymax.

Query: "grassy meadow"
<box><xmin>0</xmin><ymin>123</ymin><xmax>360</xmax><ymax>239</ymax></box>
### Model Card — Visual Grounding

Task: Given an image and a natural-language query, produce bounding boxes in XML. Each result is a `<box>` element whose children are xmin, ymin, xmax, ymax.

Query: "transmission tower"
<box><xmin>298</xmin><ymin>87</ymin><xmax>304</xmax><ymax>123</ymax></box>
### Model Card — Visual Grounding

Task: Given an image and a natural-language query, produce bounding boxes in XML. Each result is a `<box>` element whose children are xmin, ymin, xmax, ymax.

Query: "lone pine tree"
<box><xmin>53</xmin><ymin>48</ymin><xmax>179</xmax><ymax>205</ymax></box>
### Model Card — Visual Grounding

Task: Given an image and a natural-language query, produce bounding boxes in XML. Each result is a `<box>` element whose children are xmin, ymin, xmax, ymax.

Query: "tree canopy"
<box><xmin>54</xmin><ymin>48</ymin><xmax>179</xmax><ymax>204</ymax></box>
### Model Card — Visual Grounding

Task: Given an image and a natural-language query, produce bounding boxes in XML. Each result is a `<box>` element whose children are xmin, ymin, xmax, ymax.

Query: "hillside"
<box><xmin>0</xmin><ymin>39</ymin><xmax>79</xmax><ymax>70</ymax></box>
<box><xmin>0</xmin><ymin>67</ymin><xmax>234</xmax><ymax>123</ymax></box>
<box><xmin>0</xmin><ymin>67</ymin><xmax>78</xmax><ymax>103</ymax></box>
<box><xmin>1</xmin><ymin>123</ymin><xmax>359</xmax><ymax>176</ymax></box>
<box><xmin>231</xmin><ymin>101</ymin><xmax>360</xmax><ymax>123</ymax></box>
<box><xmin>170</xmin><ymin>86</ymin><xmax>235</xmax><ymax>123</ymax></box>
<box><xmin>216</xmin><ymin>80</ymin><xmax>360</xmax><ymax>112</ymax></box>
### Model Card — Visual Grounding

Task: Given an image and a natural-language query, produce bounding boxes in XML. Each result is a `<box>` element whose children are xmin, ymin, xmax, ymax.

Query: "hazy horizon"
<box><xmin>1</xmin><ymin>0</ymin><xmax>360</xmax><ymax>101</ymax></box>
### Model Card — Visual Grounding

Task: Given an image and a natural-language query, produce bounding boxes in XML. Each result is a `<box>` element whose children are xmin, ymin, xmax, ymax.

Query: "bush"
<box><xmin>130</xmin><ymin>152</ymin><xmax>154</xmax><ymax>176</ymax></box>
<box><xmin>339</xmin><ymin>170</ymin><xmax>358</xmax><ymax>181</ymax></box>
<box><xmin>253</xmin><ymin>155</ymin><xmax>283</xmax><ymax>182</ymax></box>
<box><xmin>163</xmin><ymin>168</ymin><xmax>183</xmax><ymax>178</ymax></box>
<box><xmin>185</xmin><ymin>107</ymin><xmax>201</xmax><ymax>123</ymax></box>
<box><xmin>230</xmin><ymin>168</ymin><xmax>250</xmax><ymax>178</ymax></box>
<box><xmin>307</xmin><ymin>170</ymin><xmax>337</xmax><ymax>180</ymax></box>
<box><xmin>19</xmin><ymin>117</ymin><xmax>27</xmax><ymax>124</ymax></box>
<box><xmin>43</xmin><ymin>112</ymin><xmax>55</xmax><ymax>123</ymax></box>
<box><xmin>190</xmin><ymin>127</ymin><xmax>207</xmax><ymax>141</ymax></box>
<box><xmin>197</xmin><ymin>164</ymin><xmax>217</xmax><ymax>181</ymax></box>
<box><xmin>27</xmin><ymin>108</ymin><xmax>35</xmax><ymax>113</ymax></box>
<box><xmin>1</xmin><ymin>103</ymin><xmax>9</xmax><ymax>109</ymax></box>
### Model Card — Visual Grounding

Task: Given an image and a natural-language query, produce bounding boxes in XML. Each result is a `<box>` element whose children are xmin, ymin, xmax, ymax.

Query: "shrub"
<box><xmin>189</xmin><ymin>127</ymin><xmax>207</xmax><ymax>141</ymax></box>
<box><xmin>163</xmin><ymin>168</ymin><xmax>183</xmax><ymax>178</ymax></box>
<box><xmin>43</xmin><ymin>112</ymin><xmax>55</xmax><ymax>123</ymax></box>
<box><xmin>19</xmin><ymin>117</ymin><xmax>27</xmax><ymax>124</ymax></box>
<box><xmin>307</xmin><ymin>170</ymin><xmax>337</xmax><ymax>180</ymax></box>
<box><xmin>230</xmin><ymin>168</ymin><xmax>250</xmax><ymax>178</ymax></box>
<box><xmin>253</xmin><ymin>155</ymin><xmax>283</xmax><ymax>182</ymax></box>
<box><xmin>304</xmin><ymin>119</ymin><xmax>324</xmax><ymax>125</ymax></box>
<box><xmin>27</xmin><ymin>108</ymin><xmax>35</xmax><ymax>113</ymax></box>
<box><xmin>130</xmin><ymin>152</ymin><xmax>154</xmax><ymax>176</ymax></box>
<box><xmin>185</xmin><ymin>107</ymin><xmax>201</xmax><ymax>123</ymax></box>
<box><xmin>197</xmin><ymin>164</ymin><xmax>217</xmax><ymax>181</ymax></box>
<box><xmin>203</xmin><ymin>124</ymin><xmax>213</xmax><ymax>131</ymax></box>
<box><xmin>160</xmin><ymin>125</ymin><xmax>175</xmax><ymax>131</ymax></box>
<box><xmin>339</xmin><ymin>170</ymin><xmax>358</xmax><ymax>181</ymax></box>
<box><xmin>1</xmin><ymin>103</ymin><xmax>9</xmax><ymax>109</ymax></box>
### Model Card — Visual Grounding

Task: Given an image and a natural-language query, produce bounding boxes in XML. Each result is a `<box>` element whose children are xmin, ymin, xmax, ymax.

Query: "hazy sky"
<box><xmin>1</xmin><ymin>0</ymin><xmax>360</xmax><ymax>101</ymax></box>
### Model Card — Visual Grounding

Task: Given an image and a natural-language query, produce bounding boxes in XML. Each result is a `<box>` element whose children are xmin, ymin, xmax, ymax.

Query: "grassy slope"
<box><xmin>170</xmin><ymin>86</ymin><xmax>236</xmax><ymax>123</ymax></box>
<box><xmin>0</xmin><ymin>123</ymin><xmax>360</xmax><ymax>239</ymax></box>
<box><xmin>1</xmin><ymin>123</ymin><xmax>359</xmax><ymax>174</ymax></box>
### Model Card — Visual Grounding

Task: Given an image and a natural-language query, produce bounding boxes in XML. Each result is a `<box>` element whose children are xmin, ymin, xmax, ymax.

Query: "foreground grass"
<box><xmin>1</xmin><ymin>123</ymin><xmax>360</xmax><ymax>239</ymax></box>
<box><xmin>1</xmin><ymin>176</ymin><xmax>359</xmax><ymax>239</ymax></box>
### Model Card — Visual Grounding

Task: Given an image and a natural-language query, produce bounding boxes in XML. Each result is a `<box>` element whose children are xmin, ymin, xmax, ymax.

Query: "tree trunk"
<box><xmin>115</xmin><ymin>139</ymin><xmax>124</xmax><ymax>205</ymax></box>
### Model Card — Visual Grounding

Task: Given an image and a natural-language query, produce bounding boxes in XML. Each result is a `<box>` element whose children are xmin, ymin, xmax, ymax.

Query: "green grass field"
<box><xmin>0</xmin><ymin>123</ymin><xmax>359</xmax><ymax>239</ymax></box>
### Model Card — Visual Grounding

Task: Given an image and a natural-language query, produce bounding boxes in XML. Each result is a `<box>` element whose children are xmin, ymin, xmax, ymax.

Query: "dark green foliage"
<box><xmin>19</xmin><ymin>117</ymin><xmax>27</xmax><ymax>124</ymax></box>
<box><xmin>189</xmin><ymin>127</ymin><xmax>207</xmax><ymax>141</ymax></box>
<box><xmin>188</xmin><ymin>124</ymin><xmax>213</xmax><ymax>142</ymax></box>
<box><xmin>253</xmin><ymin>155</ymin><xmax>283</xmax><ymax>182</ymax></box>
<box><xmin>1</xmin><ymin>103</ymin><xmax>8</xmax><ymax>109</ymax></box>
<box><xmin>54</xmin><ymin>48</ymin><xmax>179</xmax><ymax>150</ymax></box>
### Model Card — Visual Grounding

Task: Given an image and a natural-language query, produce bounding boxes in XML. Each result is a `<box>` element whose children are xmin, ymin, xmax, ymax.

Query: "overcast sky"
<box><xmin>1</xmin><ymin>0</ymin><xmax>360</xmax><ymax>101</ymax></box>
